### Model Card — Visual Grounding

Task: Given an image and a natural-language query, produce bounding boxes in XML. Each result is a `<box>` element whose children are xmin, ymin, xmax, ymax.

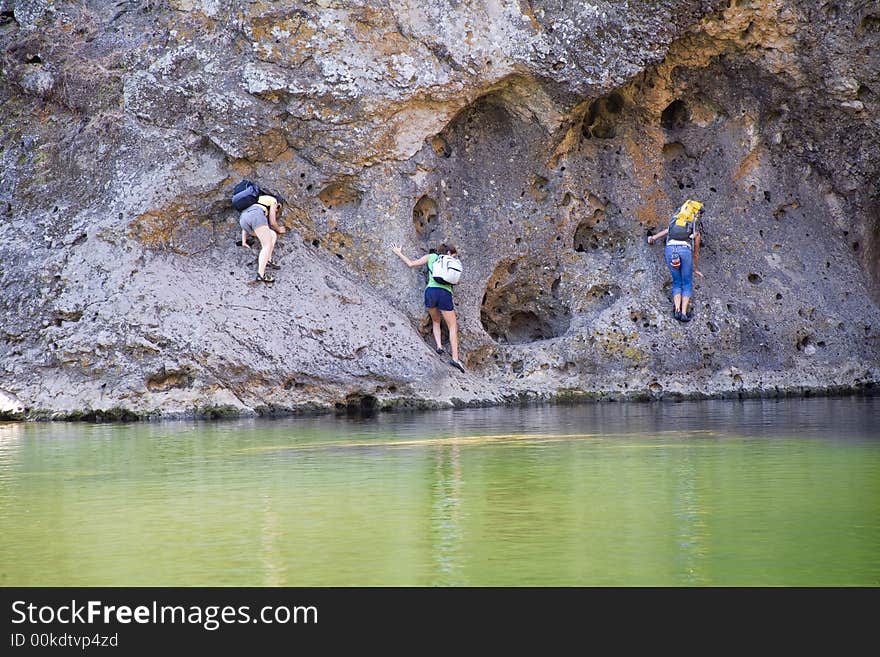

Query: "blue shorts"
<box><xmin>425</xmin><ymin>286</ymin><xmax>454</xmax><ymax>311</ymax></box>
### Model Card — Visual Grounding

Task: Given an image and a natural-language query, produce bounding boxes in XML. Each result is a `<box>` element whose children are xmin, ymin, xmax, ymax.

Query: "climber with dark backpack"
<box><xmin>232</xmin><ymin>179</ymin><xmax>287</xmax><ymax>234</ymax></box>
<box><xmin>232</xmin><ymin>179</ymin><xmax>261</xmax><ymax>211</ymax></box>
<box><xmin>232</xmin><ymin>179</ymin><xmax>285</xmax><ymax>283</ymax></box>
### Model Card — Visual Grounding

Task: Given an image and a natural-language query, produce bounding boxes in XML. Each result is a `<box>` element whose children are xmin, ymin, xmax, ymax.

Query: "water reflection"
<box><xmin>431</xmin><ymin>444</ymin><xmax>464</xmax><ymax>586</ymax></box>
<box><xmin>0</xmin><ymin>396</ymin><xmax>878</xmax><ymax>586</ymax></box>
<box><xmin>259</xmin><ymin>492</ymin><xmax>285</xmax><ymax>587</ymax></box>
<box><xmin>673</xmin><ymin>447</ymin><xmax>709</xmax><ymax>585</ymax></box>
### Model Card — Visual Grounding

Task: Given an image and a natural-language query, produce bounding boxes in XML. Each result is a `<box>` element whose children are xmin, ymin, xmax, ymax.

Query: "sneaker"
<box><xmin>450</xmin><ymin>358</ymin><xmax>466</xmax><ymax>373</ymax></box>
<box><xmin>674</xmin><ymin>311</ymin><xmax>683</xmax><ymax>321</ymax></box>
<box><xmin>435</xmin><ymin>347</ymin><xmax>445</xmax><ymax>355</ymax></box>
<box><xmin>680</xmin><ymin>312</ymin><xmax>691</xmax><ymax>322</ymax></box>
<box><xmin>266</xmin><ymin>260</ymin><xmax>281</xmax><ymax>270</ymax></box>
<box><xmin>256</xmin><ymin>272</ymin><xmax>275</xmax><ymax>283</ymax></box>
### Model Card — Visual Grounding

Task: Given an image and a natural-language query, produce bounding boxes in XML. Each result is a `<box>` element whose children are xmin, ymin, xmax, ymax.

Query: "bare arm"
<box><xmin>693</xmin><ymin>232</ymin><xmax>703</xmax><ymax>277</ymax></box>
<box><xmin>391</xmin><ymin>243</ymin><xmax>429</xmax><ymax>268</ymax></box>
<box><xmin>268</xmin><ymin>203</ymin><xmax>286</xmax><ymax>233</ymax></box>
<box><xmin>647</xmin><ymin>228</ymin><xmax>668</xmax><ymax>245</ymax></box>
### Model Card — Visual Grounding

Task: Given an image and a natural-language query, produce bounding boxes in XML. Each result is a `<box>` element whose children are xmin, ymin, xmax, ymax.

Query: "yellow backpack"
<box><xmin>674</xmin><ymin>199</ymin><xmax>703</xmax><ymax>225</ymax></box>
<box><xmin>668</xmin><ymin>199</ymin><xmax>703</xmax><ymax>241</ymax></box>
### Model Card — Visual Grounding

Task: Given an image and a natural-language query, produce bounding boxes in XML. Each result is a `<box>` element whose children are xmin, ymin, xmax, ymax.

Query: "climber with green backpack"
<box><xmin>647</xmin><ymin>199</ymin><xmax>705</xmax><ymax>321</ymax></box>
<box><xmin>391</xmin><ymin>241</ymin><xmax>466</xmax><ymax>373</ymax></box>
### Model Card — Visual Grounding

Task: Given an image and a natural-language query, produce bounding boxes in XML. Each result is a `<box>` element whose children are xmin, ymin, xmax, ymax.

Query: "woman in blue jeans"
<box><xmin>648</xmin><ymin>200</ymin><xmax>704</xmax><ymax>321</ymax></box>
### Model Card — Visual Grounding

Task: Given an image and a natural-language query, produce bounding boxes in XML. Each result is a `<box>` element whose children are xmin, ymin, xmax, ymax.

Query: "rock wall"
<box><xmin>1</xmin><ymin>0</ymin><xmax>878</xmax><ymax>419</ymax></box>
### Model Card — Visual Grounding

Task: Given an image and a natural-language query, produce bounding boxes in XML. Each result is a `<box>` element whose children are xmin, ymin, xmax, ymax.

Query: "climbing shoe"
<box><xmin>256</xmin><ymin>272</ymin><xmax>275</xmax><ymax>283</ymax></box>
<box><xmin>674</xmin><ymin>311</ymin><xmax>683</xmax><ymax>321</ymax></box>
<box><xmin>450</xmin><ymin>358</ymin><xmax>466</xmax><ymax>373</ymax></box>
<box><xmin>679</xmin><ymin>312</ymin><xmax>691</xmax><ymax>322</ymax></box>
<box><xmin>266</xmin><ymin>259</ymin><xmax>281</xmax><ymax>270</ymax></box>
<box><xmin>435</xmin><ymin>347</ymin><xmax>445</xmax><ymax>355</ymax></box>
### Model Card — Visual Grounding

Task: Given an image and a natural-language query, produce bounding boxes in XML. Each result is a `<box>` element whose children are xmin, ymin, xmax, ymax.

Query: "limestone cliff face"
<box><xmin>1</xmin><ymin>0</ymin><xmax>878</xmax><ymax>419</ymax></box>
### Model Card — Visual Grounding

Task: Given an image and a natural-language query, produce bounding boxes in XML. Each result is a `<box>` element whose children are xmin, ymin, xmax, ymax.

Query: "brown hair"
<box><xmin>438</xmin><ymin>243</ymin><xmax>457</xmax><ymax>255</ymax></box>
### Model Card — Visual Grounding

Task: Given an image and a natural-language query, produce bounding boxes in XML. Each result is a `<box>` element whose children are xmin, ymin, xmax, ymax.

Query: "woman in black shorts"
<box><xmin>391</xmin><ymin>242</ymin><xmax>465</xmax><ymax>373</ymax></box>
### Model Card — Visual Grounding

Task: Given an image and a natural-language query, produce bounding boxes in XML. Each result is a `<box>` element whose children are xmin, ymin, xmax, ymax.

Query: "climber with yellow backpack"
<box><xmin>647</xmin><ymin>199</ymin><xmax>704</xmax><ymax>322</ymax></box>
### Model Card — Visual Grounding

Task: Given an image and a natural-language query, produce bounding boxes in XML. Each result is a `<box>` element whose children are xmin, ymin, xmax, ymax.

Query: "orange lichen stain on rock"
<box><xmin>129</xmin><ymin>209</ymin><xmax>181</xmax><ymax>249</ymax></box>
<box><xmin>633</xmin><ymin>188</ymin><xmax>670</xmax><ymax>227</ymax></box>
<box><xmin>349</xmin><ymin>5</ymin><xmax>407</xmax><ymax>55</ymax></box>
<box><xmin>329</xmin><ymin>226</ymin><xmax>385</xmax><ymax>279</ymax></box>
<box><xmin>278</xmin><ymin>204</ymin><xmax>318</xmax><ymax>244</ymax></box>
<box><xmin>372</xmin><ymin>31</ymin><xmax>410</xmax><ymax>56</ymax></box>
<box><xmin>355</xmin><ymin>114</ymin><xmax>405</xmax><ymax>164</ymax></box>
<box><xmin>250</xmin><ymin>16</ymin><xmax>315</xmax><ymax>42</ymax></box>
<box><xmin>282</xmin><ymin>206</ymin><xmax>376</xmax><ymax>278</ymax></box>
<box><xmin>547</xmin><ymin>118</ymin><xmax>584</xmax><ymax>169</ymax></box>
<box><xmin>549</xmin><ymin>93</ymin><xmax>608</xmax><ymax>168</ymax></box>
<box><xmin>146</xmin><ymin>369</ymin><xmax>192</xmax><ymax>392</ymax></box>
<box><xmin>323</xmin><ymin>227</ymin><xmax>350</xmax><ymax>255</ymax></box>
<box><xmin>459</xmin><ymin>342</ymin><xmax>496</xmax><ymax>371</ymax></box>
<box><xmin>624</xmin><ymin>133</ymin><xmax>657</xmax><ymax>185</ymax></box>
<box><xmin>250</xmin><ymin>16</ymin><xmax>317</xmax><ymax>63</ymax></box>
<box><xmin>35</xmin><ymin>105</ymin><xmax>55</xmax><ymax>124</ymax></box>
<box><xmin>178</xmin><ymin>9</ymin><xmax>216</xmax><ymax>32</ymax></box>
<box><xmin>318</xmin><ymin>181</ymin><xmax>361</xmax><ymax>208</ymax></box>
<box><xmin>229</xmin><ymin>162</ymin><xmax>254</xmax><ymax>178</ymax></box>
<box><xmin>350</xmin><ymin>4</ymin><xmax>391</xmax><ymax>29</ymax></box>
<box><xmin>254</xmin><ymin>90</ymin><xmax>286</xmax><ymax>104</ymax></box>
<box><xmin>128</xmin><ymin>203</ymin><xmax>205</xmax><ymax>251</ymax></box>
<box><xmin>518</xmin><ymin>1</ymin><xmax>541</xmax><ymax>32</ymax></box>
<box><xmin>271</xmin><ymin>147</ymin><xmax>296</xmax><ymax>165</ymax></box>
<box><xmin>252</xmin><ymin>129</ymin><xmax>289</xmax><ymax>162</ymax></box>
<box><xmin>733</xmin><ymin>147</ymin><xmax>763</xmax><ymax>184</ymax></box>
<box><xmin>624</xmin><ymin>134</ymin><xmax>669</xmax><ymax>226</ymax></box>
<box><xmin>372</xmin><ymin>98</ymin><xmax>465</xmax><ymax>163</ymax></box>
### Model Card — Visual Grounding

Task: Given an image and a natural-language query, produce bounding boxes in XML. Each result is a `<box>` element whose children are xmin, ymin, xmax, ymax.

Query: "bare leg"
<box><xmin>427</xmin><ymin>307</ymin><xmax>442</xmax><ymax>350</ymax></box>
<box><xmin>441</xmin><ymin>309</ymin><xmax>459</xmax><ymax>362</ymax></box>
<box><xmin>681</xmin><ymin>296</ymin><xmax>691</xmax><ymax>316</ymax></box>
<box><xmin>673</xmin><ymin>293</ymin><xmax>682</xmax><ymax>314</ymax></box>
<box><xmin>253</xmin><ymin>224</ymin><xmax>277</xmax><ymax>277</ymax></box>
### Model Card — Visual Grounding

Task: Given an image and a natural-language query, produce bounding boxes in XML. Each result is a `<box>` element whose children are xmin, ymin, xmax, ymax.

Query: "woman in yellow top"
<box><xmin>391</xmin><ymin>242</ymin><xmax>466</xmax><ymax>373</ymax></box>
<box><xmin>239</xmin><ymin>194</ymin><xmax>282</xmax><ymax>283</ymax></box>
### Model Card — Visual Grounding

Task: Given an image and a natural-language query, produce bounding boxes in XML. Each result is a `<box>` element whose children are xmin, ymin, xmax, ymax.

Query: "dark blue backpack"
<box><xmin>232</xmin><ymin>179</ymin><xmax>261</xmax><ymax>211</ymax></box>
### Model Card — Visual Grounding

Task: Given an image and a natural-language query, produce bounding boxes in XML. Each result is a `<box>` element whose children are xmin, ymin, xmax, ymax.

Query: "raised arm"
<box><xmin>647</xmin><ymin>227</ymin><xmax>668</xmax><ymax>245</ymax></box>
<box><xmin>391</xmin><ymin>243</ymin><xmax>429</xmax><ymax>268</ymax></box>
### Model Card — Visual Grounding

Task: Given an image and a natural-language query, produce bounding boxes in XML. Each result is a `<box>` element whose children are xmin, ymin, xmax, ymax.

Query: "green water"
<box><xmin>1</xmin><ymin>397</ymin><xmax>878</xmax><ymax>586</ymax></box>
